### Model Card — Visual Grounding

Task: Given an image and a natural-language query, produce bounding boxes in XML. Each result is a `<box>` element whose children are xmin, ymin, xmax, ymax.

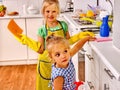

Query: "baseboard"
<box><xmin>0</xmin><ymin>59</ymin><xmax>37</xmax><ymax>66</ymax></box>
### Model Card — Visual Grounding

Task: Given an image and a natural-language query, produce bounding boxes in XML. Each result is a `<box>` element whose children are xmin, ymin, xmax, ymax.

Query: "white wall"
<box><xmin>2</xmin><ymin>0</ymin><xmax>69</xmax><ymax>15</ymax></box>
<box><xmin>74</xmin><ymin>0</ymin><xmax>114</xmax><ymax>15</ymax></box>
<box><xmin>99</xmin><ymin>0</ymin><xmax>114</xmax><ymax>15</ymax></box>
<box><xmin>113</xmin><ymin>0</ymin><xmax>120</xmax><ymax>50</ymax></box>
<box><xmin>74</xmin><ymin>0</ymin><xmax>97</xmax><ymax>11</ymax></box>
<box><xmin>2</xmin><ymin>0</ymin><xmax>42</xmax><ymax>15</ymax></box>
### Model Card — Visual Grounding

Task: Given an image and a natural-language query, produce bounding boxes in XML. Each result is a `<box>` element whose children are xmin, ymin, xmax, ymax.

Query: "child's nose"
<box><xmin>49</xmin><ymin>12</ymin><xmax>53</xmax><ymax>16</ymax></box>
<box><xmin>61</xmin><ymin>53</ymin><xmax>66</xmax><ymax>58</ymax></box>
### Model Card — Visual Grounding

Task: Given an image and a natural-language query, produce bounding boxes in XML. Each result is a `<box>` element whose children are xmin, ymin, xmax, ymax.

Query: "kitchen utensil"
<box><xmin>23</xmin><ymin>4</ymin><xmax>27</xmax><ymax>14</ymax></box>
<box><xmin>7</xmin><ymin>19</ymin><xmax>23</xmax><ymax>38</ymax></box>
<box><xmin>7</xmin><ymin>11</ymin><xmax>19</xmax><ymax>16</ymax></box>
<box><xmin>27</xmin><ymin>5</ymin><xmax>39</xmax><ymax>14</ymax></box>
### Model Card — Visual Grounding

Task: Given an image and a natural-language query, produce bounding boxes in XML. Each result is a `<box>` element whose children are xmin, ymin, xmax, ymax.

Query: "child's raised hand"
<box><xmin>7</xmin><ymin>19</ymin><xmax>23</xmax><ymax>39</ymax></box>
<box><xmin>87</xmin><ymin>36</ymin><xmax>96</xmax><ymax>41</ymax></box>
<box><xmin>79</xmin><ymin>31</ymin><xmax>95</xmax><ymax>39</ymax></box>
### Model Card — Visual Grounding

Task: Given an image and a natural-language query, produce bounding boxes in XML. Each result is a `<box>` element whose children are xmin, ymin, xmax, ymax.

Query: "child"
<box><xmin>46</xmin><ymin>34</ymin><xmax>95</xmax><ymax>90</ymax></box>
<box><xmin>36</xmin><ymin>0</ymin><xmax>70</xmax><ymax>90</ymax></box>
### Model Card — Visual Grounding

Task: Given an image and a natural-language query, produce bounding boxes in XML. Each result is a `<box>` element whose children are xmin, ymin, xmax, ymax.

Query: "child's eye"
<box><xmin>52</xmin><ymin>11</ymin><xmax>56</xmax><ymax>13</ymax></box>
<box><xmin>55</xmin><ymin>53</ymin><xmax>60</xmax><ymax>57</ymax></box>
<box><xmin>46</xmin><ymin>10</ymin><xmax>50</xmax><ymax>13</ymax></box>
<box><xmin>64</xmin><ymin>50</ymin><xmax>68</xmax><ymax>53</ymax></box>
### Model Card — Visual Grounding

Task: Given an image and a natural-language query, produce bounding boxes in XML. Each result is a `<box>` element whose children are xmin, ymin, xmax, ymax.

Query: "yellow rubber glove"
<box><xmin>79</xmin><ymin>31</ymin><xmax>95</xmax><ymax>39</ymax></box>
<box><xmin>14</xmin><ymin>34</ymin><xmax>41</xmax><ymax>52</ymax></box>
<box><xmin>7</xmin><ymin>19</ymin><xmax>41</xmax><ymax>52</ymax></box>
<box><xmin>69</xmin><ymin>31</ymin><xmax>95</xmax><ymax>45</ymax></box>
<box><xmin>69</xmin><ymin>33</ymin><xmax>80</xmax><ymax>45</ymax></box>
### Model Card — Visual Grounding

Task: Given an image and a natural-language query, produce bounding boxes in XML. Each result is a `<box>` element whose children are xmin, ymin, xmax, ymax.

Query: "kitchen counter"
<box><xmin>0</xmin><ymin>12</ymin><xmax>72</xmax><ymax>19</ymax></box>
<box><xmin>0</xmin><ymin>14</ymin><xmax>43</xmax><ymax>19</ymax></box>
<box><xmin>89</xmin><ymin>37</ymin><xmax>120</xmax><ymax>81</ymax></box>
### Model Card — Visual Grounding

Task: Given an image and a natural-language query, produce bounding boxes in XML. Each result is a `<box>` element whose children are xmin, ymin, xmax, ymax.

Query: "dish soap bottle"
<box><xmin>100</xmin><ymin>15</ymin><xmax>110</xmax><ymax>37</ymax></box>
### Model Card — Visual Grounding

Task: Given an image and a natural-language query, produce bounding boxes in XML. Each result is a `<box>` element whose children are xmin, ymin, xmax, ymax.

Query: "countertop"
<box><xmin>0</xmin><ymin>12</ymin><xmax>72</xmax><ymax>19</ymax></box>
<box><xmin>89</xmin><ymin>36</ymin><xmax>120</xmax><ymax>81</ymax></box>
<box><xmin>0</xmin><ymin>14</ymin><xmax>43</xmax><ymax>19</ymax></box>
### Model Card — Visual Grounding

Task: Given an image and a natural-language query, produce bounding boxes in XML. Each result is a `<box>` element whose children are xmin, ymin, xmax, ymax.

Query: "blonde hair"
<box><xmin>46</xmin><ymin>34</ymin><xmax>70</xmax><ymax>56</ymax></box>
<box><xmin>41</xmin><ymin>0</ymin><xmax>60</xmax><ymax>15</ymax></box>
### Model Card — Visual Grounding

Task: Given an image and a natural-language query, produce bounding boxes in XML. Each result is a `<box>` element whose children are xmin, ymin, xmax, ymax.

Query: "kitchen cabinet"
<box><xmin>0</xmin><ymin>15</ymin><xmax>70</xmax><ymax>65</ymax></box>
<box><xmin>84</xmin><ymin>42</ymin><xmax>100</xmax><ymax>90</ymax></box>
<box><xmin>26</xmin><ymin>18</ymin><xmax>44</xmax><ymax>63</ymax></box>
<box><xmin>0</xmin><ymin>18</ymin><xmax>44</xmax><ymax>65</ymax></box>
<box><xmin>0</xmin><ymin>19</ymin><xmax>27</xmax><ymax>65</ymax></box>
<box><xmin>99</xmin><ymin>60</ymin><xmax>120</xmax><ymax>90</ymax></box>
<box><xmin>100</xmin><ymin>60</ymin><xmax>115</xmax><ymax>90</ymax></box>
<box><xmin>85</xmin><ymin>41</ymin><xmax>120</xmax><ymax>90</ymax></box>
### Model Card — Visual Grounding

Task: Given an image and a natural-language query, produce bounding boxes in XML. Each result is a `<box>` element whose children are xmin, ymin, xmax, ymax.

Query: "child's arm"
<box><xmin>37</xmin><ymin>35</ymin><xmax>45</xmax><ymax>54</ymax></box>
<box><xmin>7</xmin><ymin>19</ymin><xmax>42</xmax><ymax>53</ymax></box>
<box><xmin>53</xmin><ymin>76</ymin><xmax>64</xmax><ymax>90</ymax></box>
<box><xmin>69</xmin><ymin>31</ymin><xmax>95</xmax><ymax>45</ymax></box>
<box><xmin>70</xmin><ymin>36</ymin><xmax>96</xmax><ymax>57</ymax></box>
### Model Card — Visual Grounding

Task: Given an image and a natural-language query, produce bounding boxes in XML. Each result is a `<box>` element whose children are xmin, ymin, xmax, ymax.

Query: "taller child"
<box><xmin>36</xmin><ymin>0</ymin><xmax>70</xmax><ymax>90</ymax></box>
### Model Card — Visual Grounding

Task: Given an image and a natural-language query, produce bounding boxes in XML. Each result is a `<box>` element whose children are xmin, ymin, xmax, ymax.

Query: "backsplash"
<box><xmin>1</xmin><ymin>0</ymin><xmax>72</xmax><ymax>15</ymax></box>
<box><xmin>74</xmin><ymin>0</ymin><xmax>97</xmax><ymax>11</ymax></box>
<box><xmin>2</xmin><ymin>0</ymin><xmax>43</xmax><ymax>15</ymax></box>
<box><xmin>74</xmin><ymin>0</ymin><xmax>114</xmax><ymax>15</ymax></box>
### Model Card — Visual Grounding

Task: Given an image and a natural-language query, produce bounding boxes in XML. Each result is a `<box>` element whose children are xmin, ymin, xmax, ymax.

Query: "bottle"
<box><xmin>23</xmin><ymin>4</ymin><xmax>27</xmax><ymax>14</ymax></box>
<box><xmin>100</xmin><ymin>15</ymin><xmax>110</xmax><ymax>37</ymax></box>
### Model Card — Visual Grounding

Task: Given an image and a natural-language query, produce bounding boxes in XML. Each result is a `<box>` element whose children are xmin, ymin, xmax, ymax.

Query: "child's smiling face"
<box><xmin>51</xmin><ymin>43</ymin><xmax>71</xmax><ymax>68</ymax></box>
<box><xmin>44</xmin><ymin>3</ymin><xmax>59</xmax><ymax>22</ymax></box>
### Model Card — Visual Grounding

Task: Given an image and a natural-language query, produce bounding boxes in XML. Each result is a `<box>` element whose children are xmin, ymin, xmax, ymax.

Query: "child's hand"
<box><xmin>79</xmin><ymin>31</ymin><xmax>95</xmax><ymax>39</ymax></box>
<box><xmin>7</xmin><ymin>19</ymin><xmax>23</xmax><ymax>38</ymax></box>
<box><xmin>87</xmin><ymin>36</ymin><xmax>96</xmax><ymax>41</ymax></box>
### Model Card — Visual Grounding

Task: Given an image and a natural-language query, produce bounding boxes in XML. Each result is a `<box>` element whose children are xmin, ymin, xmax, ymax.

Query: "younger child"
<box><xmin>46</xmin><ymin>34</ymin><xmax>95</xmax><ymax>90</ymax></box>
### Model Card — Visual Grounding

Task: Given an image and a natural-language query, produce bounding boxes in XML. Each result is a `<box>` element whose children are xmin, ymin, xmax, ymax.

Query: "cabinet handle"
<box><xmin>86</xmin><ymin>54</ymin><xmax>94</xmax><ymax>60</ymax></box>
<box><xmin>81</xmin><ymin>48</ymin><xmax>86</xmax><ymax>52</ymax></box>
<box><xmin>104</xmin><ymin>83</ymin><xmax>109</xmax><ymax>90</ymax></box>
<box><xmin>87</xmin><ymin>81</ymin><xmax>94</xmax><ymax>89</ymax></box>
<box><xmin>104</xmin><ymin>68</ymin><xmax>115</xmax><ymax>79</ymax></box>
<box><xmin>79</xmin><ymin>48</ymin><xmax>86</xmax><ymax>54</ymax></box>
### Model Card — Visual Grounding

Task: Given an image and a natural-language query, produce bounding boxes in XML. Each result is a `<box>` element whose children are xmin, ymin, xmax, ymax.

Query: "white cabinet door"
<box><xmin>26</xmin><ymin>18</ymin><xmax>43</xmax><ymax>63</ymax></box>
<box><xmin>0</xmin><ymin>19</ymin><xmax>27</xmax><ymax>65</ymax></box>
<box><xmin>100</xmin><ymin>61</ymin><xmax>119</xmax><ymax>90</ymax></box>
<box><xmin>84</xmin><ymin>43</ymin><xmax>100</xmax><ymax>90</ymax></box>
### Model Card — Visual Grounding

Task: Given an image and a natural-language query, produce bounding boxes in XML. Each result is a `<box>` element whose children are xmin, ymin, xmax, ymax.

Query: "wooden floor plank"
<box><xmin>0</xmin><ymin>65</ymin><xmax>36</xmax><ymax>90</ymax></box>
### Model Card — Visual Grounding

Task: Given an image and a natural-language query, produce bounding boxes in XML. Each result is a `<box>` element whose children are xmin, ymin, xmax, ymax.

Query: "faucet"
<box><xmin>106</xmin><ymin>0</ymin><xmax>113</xmax><ymax>16</ymax></box>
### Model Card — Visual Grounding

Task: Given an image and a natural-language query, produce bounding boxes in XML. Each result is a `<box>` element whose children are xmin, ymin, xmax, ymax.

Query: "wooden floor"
<box><xmin>0</xmin><ymin>64</ymin><xmax>37</xmax><ymax>90</ymax></box>
<box><xmin>0</xmin><ymin>62</ymin><xmax>85</xmax><ymax>90</ymax></box>
<box><xmin>78</xmin><ymin>61</ymin><xmax>85</xmax><ymax>81</ymax></box>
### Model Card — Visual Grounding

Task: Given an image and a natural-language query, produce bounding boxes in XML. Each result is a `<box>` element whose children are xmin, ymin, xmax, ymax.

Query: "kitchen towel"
<box><xmin>95</xmin><ymin>37</ymin><xmax>112</xmax><ymax>42</ymax></box>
